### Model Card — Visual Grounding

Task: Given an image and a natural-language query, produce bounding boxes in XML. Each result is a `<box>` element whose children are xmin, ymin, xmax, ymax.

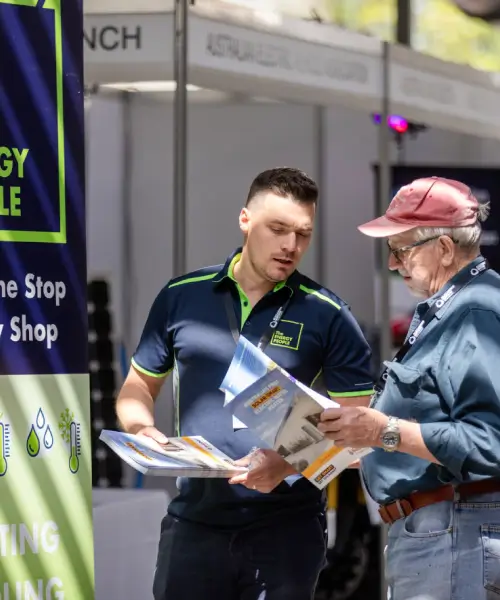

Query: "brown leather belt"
<box><xmin>379</xmin><ymin>478</ymin><xmax>500</xmax><ymax>525</ymax></box>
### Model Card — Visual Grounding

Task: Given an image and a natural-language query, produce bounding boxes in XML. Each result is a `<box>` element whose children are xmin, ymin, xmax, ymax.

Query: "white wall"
<box><xmin>86</xmin><ymin>93</ymin><xmax>141</xmax><ymax>487</ymax></box>
<box><xmin>86</xmin><ymin>92</ymin><xmax>126</xmax><ymax>341</ymax></box>
<box><xmin>85</xmin><ymin>94</ymin><xmax>500</xmax><ymax>481</ymax></box>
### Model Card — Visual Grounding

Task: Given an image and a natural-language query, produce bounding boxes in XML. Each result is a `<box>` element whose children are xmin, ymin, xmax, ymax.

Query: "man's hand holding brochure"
<box><xmin>100</xmin><ymin>335</ymin><xmax>371</xmax><ymax>488</ymax></box>
<box><xmin>220</xmin><ymin>336</ymin><xmax>372</xmax><ymax>490</ymax></box>
<box><xmin>99</xmin><ymin>429</ymin><xmax>248</xmax><ymax>478</ymax></box>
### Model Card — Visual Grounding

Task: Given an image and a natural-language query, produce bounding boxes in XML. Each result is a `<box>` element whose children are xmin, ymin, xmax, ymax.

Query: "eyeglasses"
<box><xmin>387</xmin><ymin>236</ymin><xmax>441</xmax><ymax>263</ymax></box>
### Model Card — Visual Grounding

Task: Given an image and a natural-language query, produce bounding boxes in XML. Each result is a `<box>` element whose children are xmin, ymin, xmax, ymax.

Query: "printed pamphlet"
<box><xmin>99</xmin><ymin>429</ymin><xmax>248</xmax><ymax>478</ymax></box>
<box><xmin>221</xmin><ymin>333</ymin><xmax>280</xmax><ymax>429</ymax></box>
<box><xmin>221</xmin><ymin>336</ymin><xmax>372</xmax><ymax>490</ymax></box>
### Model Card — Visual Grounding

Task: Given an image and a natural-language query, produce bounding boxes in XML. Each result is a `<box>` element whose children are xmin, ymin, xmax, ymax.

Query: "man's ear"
<box><xmin>439</xmin><ymin>235</ymin><xmax>456</xmax><ymax>267</ymax></box>
<box><xmin>239</xmin><ymin>207</ymin><xmax>250</xmax><ymax>235</ymax></box>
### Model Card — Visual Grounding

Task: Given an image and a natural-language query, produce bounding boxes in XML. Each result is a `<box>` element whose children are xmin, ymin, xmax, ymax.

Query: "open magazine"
<box><xmin>99</xmin><ymin>429</ymin><xmax>248</xmax><ymax>478</ymax></box>
<box><xmin>220</xmin><ymin>336</ymin><xmax>372</xmax><ymax>490</ymax></box>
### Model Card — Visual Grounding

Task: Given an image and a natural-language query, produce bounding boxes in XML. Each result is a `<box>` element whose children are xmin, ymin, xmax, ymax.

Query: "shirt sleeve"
<box><xmin>420</xmin><ymin>308</ymin><xmax>500</xmax><ymax>481</ymax></box>
<box><xmin>131</xmin><ymin>285</ymin><xmax>174</xmax><ymax>378</ymax></box>
<box><xmin>323</xmin><ymin>306</ymin><xmax>374</xmax><ymax>398</ymax></box>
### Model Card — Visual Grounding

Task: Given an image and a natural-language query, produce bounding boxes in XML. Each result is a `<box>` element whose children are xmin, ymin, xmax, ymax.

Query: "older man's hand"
<box><xmin>228</xmin><ymin>449</ymin><xmax>296</xmax><ymax>493</ymax></box>
<box><xmin>318</xmin><ymin>406</ymin><xmax>388</xmax><ymax>448</ymax></box>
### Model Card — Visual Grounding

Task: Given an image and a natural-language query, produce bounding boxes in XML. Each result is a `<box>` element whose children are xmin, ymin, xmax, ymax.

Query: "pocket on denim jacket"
<box><xmin>481</xmin><ymin>524</ymin><xmax>500</xmax><ymax>595</ymax></box>
<box><xmin>385</xmin><ymin>362</ymin><xmax>421</xmax><ymax>385</ymax></box>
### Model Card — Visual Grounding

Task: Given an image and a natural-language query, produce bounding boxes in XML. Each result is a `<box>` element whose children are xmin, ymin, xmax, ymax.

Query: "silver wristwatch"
<box><xmin>381</xmin><ymin>416</ymin><xmax>401</xmax><ymax>452</ymax></box>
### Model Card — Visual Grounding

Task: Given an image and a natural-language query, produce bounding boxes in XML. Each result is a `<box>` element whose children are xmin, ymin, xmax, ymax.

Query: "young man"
<box><xmin>115</xmin><ymin>167</ymin><xmax>374</xmax><ymax>600</ymax></box>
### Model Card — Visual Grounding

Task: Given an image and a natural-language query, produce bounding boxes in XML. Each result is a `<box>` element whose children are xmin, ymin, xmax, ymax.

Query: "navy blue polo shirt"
<box><xmin>132</xmin><ymin>248</ymin><xmax>374</xmax><ymax>528</ymax></box>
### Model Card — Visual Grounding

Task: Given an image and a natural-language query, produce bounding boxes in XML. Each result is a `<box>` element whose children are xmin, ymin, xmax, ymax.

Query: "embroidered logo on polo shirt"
<box><xmin>270</xmin><ymin>320</ymin><xmax>303</xmax><ymax>351</ymax></box>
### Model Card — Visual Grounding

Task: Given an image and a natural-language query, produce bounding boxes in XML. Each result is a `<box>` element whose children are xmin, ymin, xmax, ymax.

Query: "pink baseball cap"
<box><xmin>358</xmin><ymin>176</ymin><xmax>480</xmax><ymax>238</ymax></box>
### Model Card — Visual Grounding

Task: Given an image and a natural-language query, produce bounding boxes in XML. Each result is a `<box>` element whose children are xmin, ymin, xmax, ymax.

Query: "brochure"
<box><xmin>221</xmin><ymin>336</ymin><xmax>372</xmax><ymax>490</ymax></box>
<box><xmin>99</xmin><ymin>429</ymin><xmax>248</xmax><ymax>478</ymax></box>
<box><xmin>221</xmin><ymin>334</ymin><xmax>279</xmax><ymax>429</ymax></box>
<box><xmin>221</xmin><ymin>334</ymin><xmax>278</xmax><ymax>403</ymax></box>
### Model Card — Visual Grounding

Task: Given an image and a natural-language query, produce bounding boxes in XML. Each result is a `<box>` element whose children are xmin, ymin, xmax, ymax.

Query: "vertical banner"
<box><xmin>0</xmin><ymin>1</ymin><xmax>93</xmax><ymax>599</ymax></box>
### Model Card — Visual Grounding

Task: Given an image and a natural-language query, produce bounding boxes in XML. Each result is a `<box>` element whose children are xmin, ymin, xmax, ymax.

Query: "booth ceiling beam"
<box><xmin>84</xmin><ymin>3</ymin><xmax>500</xmax><ymax>139</ymax></box>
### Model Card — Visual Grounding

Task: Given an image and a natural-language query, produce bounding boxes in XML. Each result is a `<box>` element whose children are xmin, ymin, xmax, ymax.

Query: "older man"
<box><xmin>318</xmin><ymin>176</ymin><xmax>500</xmax><ymax>600</ymax></box>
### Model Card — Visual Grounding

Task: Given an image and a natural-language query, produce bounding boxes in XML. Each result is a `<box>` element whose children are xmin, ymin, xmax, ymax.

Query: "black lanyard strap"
<box><xmin>375</xmin><ymin>258</ymin><xmax>489</xmax><ymax>394</ymax></box>
<box><xmin>223</xmin><ymin>288</ymin><xmax>292</xmax><ymax>351</ymax></box>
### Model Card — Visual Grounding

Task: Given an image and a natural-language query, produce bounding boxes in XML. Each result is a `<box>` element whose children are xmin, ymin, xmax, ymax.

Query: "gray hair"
<box><xmin>413</xmin><ymin>201</ymin><xmax>490</xmax><ymax>249</ymax></box>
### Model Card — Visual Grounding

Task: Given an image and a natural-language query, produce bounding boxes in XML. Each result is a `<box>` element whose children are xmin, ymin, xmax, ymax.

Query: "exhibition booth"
<box><xmin>83</xmin><ymin>2</ymin><xmax>500</xmax><ymax>598</ymax></box>
<box><xmin>83</xmin><ymin>0</ymin><xmax>500</xmax><ymax>344</ymax></box>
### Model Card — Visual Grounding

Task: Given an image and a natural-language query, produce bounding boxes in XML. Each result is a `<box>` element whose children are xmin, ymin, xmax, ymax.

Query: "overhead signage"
<box><xmin>82</xmin><ymin>10</ymin><xmax>500</xmax><ymax>138</ymax></box>
<box><xmin>84</xmin><ymin>24</ymin><xmax>142</xmax><ymax>51</ymax></box>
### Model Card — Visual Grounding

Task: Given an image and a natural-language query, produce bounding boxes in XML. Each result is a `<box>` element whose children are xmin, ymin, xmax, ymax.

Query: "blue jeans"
<box><xmin>152</xmin><ymin>513</ymin><xmax>327</xmax><ymax>600</ymax></box>
<box><xmin>385</xmin><ymin>492</ymin><xmax>500</xmax><ymax>600</ymax></box>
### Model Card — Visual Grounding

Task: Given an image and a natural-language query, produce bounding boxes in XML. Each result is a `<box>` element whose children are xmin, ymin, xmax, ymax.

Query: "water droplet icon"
<box><xmin>36</xmin><ymin>408</ymin><xmax>45</xmax><ymax>430</ymax></box>
<box><xmin>43</xmin><ymin>425</ymin><xmax>54</xmax><ymax>450</ymax></box>
<box><xmin>27</xmin><ymin>425</ymin><xmax>40</xmax><ymax>457</ymax></box>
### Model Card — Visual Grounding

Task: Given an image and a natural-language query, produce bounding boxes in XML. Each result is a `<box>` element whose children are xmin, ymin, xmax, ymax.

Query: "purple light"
<box><xmin>372</xmin><ymin>113</ymin><xmax>409</xmax><ymax>133</ymax></box>
<box><xmin>388</xmin><ymin>114</ymin><xmax>409</xmax><ymax>133</ymax></box>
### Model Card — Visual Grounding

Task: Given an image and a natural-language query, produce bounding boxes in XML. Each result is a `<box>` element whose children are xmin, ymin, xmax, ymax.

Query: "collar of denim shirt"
<box><xmin>411</xmin><ymin>255</ymin><xmax>486</xmax><ymax>325</ymax></box>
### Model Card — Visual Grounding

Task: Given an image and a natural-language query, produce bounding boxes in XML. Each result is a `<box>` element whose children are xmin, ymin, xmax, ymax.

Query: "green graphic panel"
<box><xmin>0</xmin><ymin>374</ymin><xmax>93</xmax><ymax>598</ymax></box>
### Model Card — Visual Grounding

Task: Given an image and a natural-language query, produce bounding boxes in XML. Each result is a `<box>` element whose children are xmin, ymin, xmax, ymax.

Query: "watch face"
<box><xmin>382</xmin><ymin>432</ymin><xmax>400</xmax><ymax>448</ymax></box>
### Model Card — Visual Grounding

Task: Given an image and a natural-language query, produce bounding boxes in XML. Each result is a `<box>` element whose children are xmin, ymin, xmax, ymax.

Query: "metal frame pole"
<box><xmin>121</xmin><ymin>91</ymin><xmax>133</xmax><ymax>360</ymax></box>
<box><xmin>83</xmin><ymin>88</ymin><xmax>92</xmax><ymax>246</ymax></box>
<box><xmin>378</xmin><ymin>40</ymin><xmax>392</xmax><ymax>600</ymax></box>
<box><xmin>396</xmin><ymin>0</ymin><xmax>412</xmax><ymax>46</ymax></box>
<box><xmin>314</xmin><ymin>106</ymin><xmax>326</xmax><ymax>283</ymax></box>
<box><xmin>173</xmin><ymin>0</ymin><xmax>189</xmax><ymax>277</ymax></box>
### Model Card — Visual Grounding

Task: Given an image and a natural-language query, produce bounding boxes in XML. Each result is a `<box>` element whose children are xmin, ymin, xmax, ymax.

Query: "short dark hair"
<box><xmin>245</xmin><ymin>167</ymin><xmax>318</xmax><ymax>206</ymax></box>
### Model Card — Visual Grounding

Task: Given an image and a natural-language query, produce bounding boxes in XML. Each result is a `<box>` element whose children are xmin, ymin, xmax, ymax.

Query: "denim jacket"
<box><xmin>361</xmin><ymin>256</ymin><xmax>500</xmax><ymax>504</ymax></box>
